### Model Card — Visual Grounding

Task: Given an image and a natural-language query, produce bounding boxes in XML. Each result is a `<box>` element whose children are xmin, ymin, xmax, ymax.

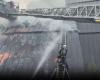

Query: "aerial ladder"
<box><xmin>52</xmin><ymin>31</ymin><xmax>70</xmax><ymax>80</ymax></box>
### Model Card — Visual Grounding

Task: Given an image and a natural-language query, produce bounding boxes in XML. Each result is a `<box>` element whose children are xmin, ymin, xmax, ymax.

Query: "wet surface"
<box><xmin>0</xmin><ymin>19</ymin><xmax>62</xmax><ymax>79</ymax></box>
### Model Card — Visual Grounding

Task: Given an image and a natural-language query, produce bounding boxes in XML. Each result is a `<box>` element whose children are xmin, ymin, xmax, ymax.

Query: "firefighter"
<box><xmin>55</xmin><ymin>44</ymin><xmax>69</xmax><ymax>70</ymax></box>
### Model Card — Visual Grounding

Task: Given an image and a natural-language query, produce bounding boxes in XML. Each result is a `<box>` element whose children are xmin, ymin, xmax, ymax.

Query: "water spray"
<box><xmin>34</xmin><ymin>33</ymin><xmax>62</xmax><ymax>76</ymax></box>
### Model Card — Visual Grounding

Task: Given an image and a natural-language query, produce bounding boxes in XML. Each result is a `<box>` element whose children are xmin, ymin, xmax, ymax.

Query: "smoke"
<box><xmin>6</xmin><ymin>0</ymin><xmax>65</xmax><ymax>9</ymax></box>
<box><xmin>0</xmin><ymin>0</ymin><xmax>78</xmax><ymax>76</ymax></box>
<box><xmin>28</xmin><ymin>0</ymin><xmax>65</xmax><ymax>8</ymax></box>
<box><xmin>32</xmin><ymin>20</ymin><xmax>63</xmax><ymax>76</ymax></box>
<box><xmin>0</xmin><ymin>18</ymin><xmax>9</xmax><ymax>28</ymax></box>
<box><xmin>0</xmin><ymin>18</ymin><xmax>10</xmax><ymax>40</ymax></box>
<box><xmin>63</xmin><ymin>21</ymin><xmax>78</xmax><ymax>32</ymax></box>
<box><xmin>34</xmin><ymin>33</ymin><xmax>62</xmax><ymax>75</ymax></box>
<box><xmin>6</xmin><ymin>0</ymin><xmax>31</xmax><ymax>9</ymax></box>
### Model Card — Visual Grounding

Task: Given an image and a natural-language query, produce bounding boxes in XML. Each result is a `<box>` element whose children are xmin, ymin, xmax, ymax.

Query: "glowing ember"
<box><xmin>0</xmin><ymin>52</ymin><xmax>12</xmax><ymax>65</ymax></box>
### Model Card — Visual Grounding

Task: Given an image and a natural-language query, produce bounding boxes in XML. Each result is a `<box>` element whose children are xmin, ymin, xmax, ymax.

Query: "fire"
<box><xmin>0</xmin><ymin>52</ymin><xmax>12</xmax><ymax>65</ymax></box>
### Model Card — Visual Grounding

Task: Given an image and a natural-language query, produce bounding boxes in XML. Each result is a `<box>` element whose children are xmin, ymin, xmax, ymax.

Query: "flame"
<box><xmin>0</xmin><ymin>52</ymin><xmax>12</xmax><ymax>65</ymax></box>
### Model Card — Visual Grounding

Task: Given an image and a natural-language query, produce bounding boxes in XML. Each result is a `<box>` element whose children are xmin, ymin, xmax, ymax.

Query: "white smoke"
<box><xmin>2</xmin><ymin>0</ymin><xmax>78</xmax><ymax>77</ymax></box>
<box><xmin>33</xmin><ymin>20</ymin><xmax>63</xmax><ymax>75</ymax></box>
<box><xmin>63</xmin><ymin>21</ymin><xmax>78</xmax><ymax>32</ymax></box>
<box><xmin>34</xmin><ymin>33</ymin><xmax>62</xmax><ymax>75</ymax></box>
<box><xmin>0</xmin><ymin>18</ymin><xmax>9</xmax><ymax>28</ymax></box>
<box><xmin>33</xmin><ymin>20</ymin><xmax>78</xmax><ymax>76</ymax></box>
<box><xmin>6</xmin><ymin>0</ymin><xmax>65</xmax><ymax>9</ymax></box>
<box><xmin>27</xmin><ymin>0</ymin><xmax>65</xmax><ymax>8</ymax></box>
<box><xmin>0</xmin><ymin>18</ymin><xmax>9</xmax><ymax>40</ymax></box>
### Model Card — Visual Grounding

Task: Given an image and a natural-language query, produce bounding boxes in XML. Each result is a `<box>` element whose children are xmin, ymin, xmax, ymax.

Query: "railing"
<box><xmin>7</xmin><ymin>5</ymin><xmax>100</xmax><ymax>20</ymax></box>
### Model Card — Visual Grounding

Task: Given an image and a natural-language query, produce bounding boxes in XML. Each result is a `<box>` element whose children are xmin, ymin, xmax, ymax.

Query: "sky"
<box><xmin>1</xmin><ymin>0</ymin><xmax>66</xmax><ymax>25</ymax></box>
<box><xmin>6</xmin><ymin>0</ymin><xmax>66</xmax><ymax>9</ymax></box>
<box><xmin>0</xmin><ymin>0</ymin><xmax>65</xmax><ymax>28</ymax></box>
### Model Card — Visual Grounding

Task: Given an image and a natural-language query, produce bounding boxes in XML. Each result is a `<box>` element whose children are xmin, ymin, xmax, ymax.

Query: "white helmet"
<box><xmin>62</xmin><ymin>44</ymin><xmax>67</xmax><ymax>48</ymax></box>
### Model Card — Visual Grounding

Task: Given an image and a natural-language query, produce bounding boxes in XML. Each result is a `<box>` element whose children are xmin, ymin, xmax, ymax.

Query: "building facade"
<box><xmin>64</xmin><ymin>0</ymin><xmax>100</xmax><ymax>74</ymax></box>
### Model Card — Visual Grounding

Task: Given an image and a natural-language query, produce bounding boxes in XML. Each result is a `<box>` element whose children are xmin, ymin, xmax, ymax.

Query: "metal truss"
<box><xmin>8</xmin><ymin>5</ymin><xmax>100</xmax><ymax>20</ymax></box>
